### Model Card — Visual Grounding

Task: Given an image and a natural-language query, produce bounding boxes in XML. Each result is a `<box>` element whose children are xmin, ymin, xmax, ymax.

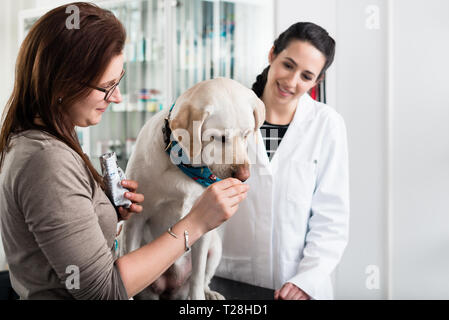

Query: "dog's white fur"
<box><xmin>120</xmin><ymin>78</ymin><xmax>265</xmax><ymax>300</ymax></box>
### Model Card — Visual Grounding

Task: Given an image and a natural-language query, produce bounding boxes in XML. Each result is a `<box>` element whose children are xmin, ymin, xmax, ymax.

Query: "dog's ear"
<box><xmin>253</xmin><ymin>97</ymin><xmax>266</xmax><ymax>131</ymax></box>
<box><xmin>170</xmin><ymin>103</ymin><xmax>210</xmax><ymax>164</ymax></box>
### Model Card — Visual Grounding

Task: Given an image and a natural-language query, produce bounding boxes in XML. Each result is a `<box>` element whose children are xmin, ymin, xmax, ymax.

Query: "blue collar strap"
<box><xmin>163</xmin><ymin>104</ymin><xmax>221</xmax><ymax>188</ymax></box>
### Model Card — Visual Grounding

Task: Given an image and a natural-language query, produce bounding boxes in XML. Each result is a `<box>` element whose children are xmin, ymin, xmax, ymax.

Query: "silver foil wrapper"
<box><xmin>100</xmin><ymin>152</ymin><xmax>132</xmax><ymax>208</ymax></box>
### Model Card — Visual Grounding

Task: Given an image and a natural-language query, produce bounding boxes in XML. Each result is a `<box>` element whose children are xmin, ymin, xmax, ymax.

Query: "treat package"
<box><xmin>100</xmin><ymin>152</ymin><xmax>132</xmax><ymax>209</ymax></box>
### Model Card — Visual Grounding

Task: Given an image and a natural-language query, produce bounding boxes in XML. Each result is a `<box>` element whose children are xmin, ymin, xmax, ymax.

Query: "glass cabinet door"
<box><xmin>89</xmin><ymin>0</ymin><xmax>166</xmax><ymax>171</ymax></box>
<box><xmin>171</xmin><ymin>0</ymin><xmax>274</xmax><ymax>100</ymax></box>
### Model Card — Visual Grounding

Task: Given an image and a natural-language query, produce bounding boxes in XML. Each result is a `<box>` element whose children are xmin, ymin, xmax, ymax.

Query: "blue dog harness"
<box><xmin>163</xmin><ymin>104</ymin><xmax>222</xmax><ymax>188</ymax></box>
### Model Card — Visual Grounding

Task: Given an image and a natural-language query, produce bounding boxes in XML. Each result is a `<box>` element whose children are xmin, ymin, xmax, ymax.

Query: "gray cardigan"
<box><xmin>0</xmin><ymin>130</ymin><xmax>128</xmax><ymax>299</ymax></box>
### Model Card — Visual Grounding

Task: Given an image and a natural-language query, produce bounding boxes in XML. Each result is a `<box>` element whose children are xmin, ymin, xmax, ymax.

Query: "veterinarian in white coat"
<box><xmin>216</xmin><ymin>22</ymin><xmax>349</xmax><ymax>300</ymax></box>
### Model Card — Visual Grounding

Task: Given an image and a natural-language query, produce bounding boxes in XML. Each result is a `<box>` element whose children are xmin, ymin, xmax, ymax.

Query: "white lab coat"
<box><xmin>216</xmin><ymin>93</ymin><xmax>350</xmax><ymax>300</ymax></box>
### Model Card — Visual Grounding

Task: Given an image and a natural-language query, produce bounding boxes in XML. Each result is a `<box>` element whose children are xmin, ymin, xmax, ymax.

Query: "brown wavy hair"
<box><xmin>0</xmin><ymin>2</ymin><xmax>126</xmax><ymax>187</ymax></box>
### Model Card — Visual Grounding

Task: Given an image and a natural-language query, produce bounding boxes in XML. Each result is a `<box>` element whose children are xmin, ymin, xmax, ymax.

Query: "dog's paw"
<box><xmin>205</xmin><ymin>289</ymin><xmax>225</xmax><ymax>300</ymax></box>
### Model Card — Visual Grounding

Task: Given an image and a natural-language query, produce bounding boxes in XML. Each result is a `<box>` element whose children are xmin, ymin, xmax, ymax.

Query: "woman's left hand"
<box><xmin>117</xmin><ymin>180</ymin><xmax>144</xmax><ymax>221</ymax></box>
<box><xmin>274</xmin><ymin>282</ymin><xmax>310</xmax><ymax>300</ymax></box>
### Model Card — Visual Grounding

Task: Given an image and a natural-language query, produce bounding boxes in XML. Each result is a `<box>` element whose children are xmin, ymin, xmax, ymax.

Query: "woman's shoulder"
<box><xmin>6</xmin><ymin>130</ymin><xmax>88</xmax><ymax>178</ymax></box>
<box><xmin>12</xmin><ymin>129</ymin><xmax>81</xmax><ymax>161</ymax></box>
<box><xmin>304</xmin><ymin>95</ymin><xmax>346</xmax><ymax>131</ymax></box>
<box><xmin>3</xmin><ymin>130</ymin><xmax>95</xmax><ymax>193</ymax></box>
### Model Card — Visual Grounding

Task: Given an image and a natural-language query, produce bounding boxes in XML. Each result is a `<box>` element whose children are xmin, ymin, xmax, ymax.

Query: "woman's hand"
<box><xmin>187</xmin><ymin>178</ymin><xmax>249</xmax><ymax>234</ymax></box>
<box><xmin>117</xmin><ymin>180</ymin><xmax>145</xmax><ymax>221</ymax></box>
<box><xmin>274</xmin><ymin>282</ymin><xmax>310</xmax><ymax>300</ymax></box>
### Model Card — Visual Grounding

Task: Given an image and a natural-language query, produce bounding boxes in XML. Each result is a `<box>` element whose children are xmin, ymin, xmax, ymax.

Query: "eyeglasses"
<box><xmin>88</xmin><ymin>69</ymin><xmax>125</xmax><ymax>101</ymax></box>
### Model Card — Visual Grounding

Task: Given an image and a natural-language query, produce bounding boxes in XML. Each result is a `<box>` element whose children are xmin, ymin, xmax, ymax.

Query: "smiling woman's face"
<box><xmin>67</xmin><ymin>54</ymin><xmax>124</xmax><ymax>127</ymax></box>
<box><xmin>263</xmin><ymin>40</ymin><xmax>326</xmax><ymax>108</ymax></box>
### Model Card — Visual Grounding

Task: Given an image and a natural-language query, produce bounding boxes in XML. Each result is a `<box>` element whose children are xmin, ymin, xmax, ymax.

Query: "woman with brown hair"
<box><xmin>0</xmin><ymin>2</ymin><xmax>248</xmax><ymax>300</ymax></box>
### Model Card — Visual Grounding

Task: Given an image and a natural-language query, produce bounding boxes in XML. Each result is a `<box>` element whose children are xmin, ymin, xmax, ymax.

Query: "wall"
<box><xmin>391</xmin><ymin>0</ymin><xmax>449</xmax><ymax>299</ymax></box>
<box><xmin>0</xmin><ymin>1</ymin><xmax>29</xmax><ymax>119</ymax></box>
<box><xmin>334</xmin><ymin>0</ymin><xmax>389</xmax><ymax>300</ymax></box>
<box><xmin>276</xmin><ymin>0</ymin><xmax>449</xmax><ymax>299</ymax></box>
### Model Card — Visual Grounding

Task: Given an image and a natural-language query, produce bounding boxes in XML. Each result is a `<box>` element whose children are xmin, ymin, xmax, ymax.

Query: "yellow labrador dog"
<box><xmin>121</xmin><ymin>77</ymin><xmax>265</xmax><ymax>300</ymax></box>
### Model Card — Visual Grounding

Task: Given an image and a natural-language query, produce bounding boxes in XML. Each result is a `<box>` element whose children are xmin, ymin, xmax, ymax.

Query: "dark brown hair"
<box><xmin>252</xmin><ymin>22</ymin><xmax>335</xmax><ymax>98</ymax></box>
<box><xmin>0</xmin><ymin>2</ymin><xmax>126</xmax><ymax>187</ymax></box>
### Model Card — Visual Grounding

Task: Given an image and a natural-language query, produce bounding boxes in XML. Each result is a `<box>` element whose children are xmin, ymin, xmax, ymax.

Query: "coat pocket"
<box><xmin>286</xmin><ymin>160</ymin><xmax>317</xmax><ymax>206</ymax></box>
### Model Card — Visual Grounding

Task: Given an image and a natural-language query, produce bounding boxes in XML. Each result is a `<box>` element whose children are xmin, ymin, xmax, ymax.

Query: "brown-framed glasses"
<box><xmin>88</xmin><ymin>69</ymin><xmax>125</xmax><ymax>101</ymax></box>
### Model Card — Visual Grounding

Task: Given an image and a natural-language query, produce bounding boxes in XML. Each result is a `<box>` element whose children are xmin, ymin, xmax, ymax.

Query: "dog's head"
<box><xmin>168</xmin><ymin>78</ymin><xmax>265</xmax><ymax>182</ymax></box>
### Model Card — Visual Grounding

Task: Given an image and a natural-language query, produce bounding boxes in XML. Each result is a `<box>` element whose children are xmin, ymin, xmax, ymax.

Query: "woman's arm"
<box><xmin>18</xmin><ymin>147</ymin><xmax>129</xmax><ymax>299</ymax></box>
<box><xmin>115</xmin><ymin>178</ymin><xmax>249</xmax><ymax>298</ymax></box>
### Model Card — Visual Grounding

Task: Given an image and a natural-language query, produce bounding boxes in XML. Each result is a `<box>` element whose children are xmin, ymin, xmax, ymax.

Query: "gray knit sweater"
<box><xmin>0</xmin><ymin>130</ymin><xmax>128</xmax><ymax>299</ymax></box>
